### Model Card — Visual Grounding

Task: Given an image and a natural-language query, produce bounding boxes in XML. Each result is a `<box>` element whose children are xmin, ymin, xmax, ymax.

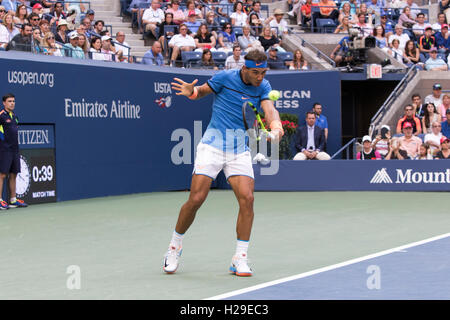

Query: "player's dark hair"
<box><xmin>2</xmin><ymin>93</ymin><xmax>15</xmax><ymax>102</ymax></box>
<box><xmin>244</xmin><ymin>50</ymin><xmax>267</xmax><ymax>63</ymax></box>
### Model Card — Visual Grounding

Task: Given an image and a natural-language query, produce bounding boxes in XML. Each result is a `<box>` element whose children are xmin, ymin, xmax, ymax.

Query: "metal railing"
<box><xmin>330</xmin><ymin>137</ymin><xmax>356</xmax><ymax>159</ymax></box>
<box><xmin>368</xmin><ymin>64</ymin><xmax>418</xmax><ymax>136</ymax></box>
<box><xmin>290</xmin><ymin>31</ymin><xmax>336</xmax><ymax>67</ymax></box>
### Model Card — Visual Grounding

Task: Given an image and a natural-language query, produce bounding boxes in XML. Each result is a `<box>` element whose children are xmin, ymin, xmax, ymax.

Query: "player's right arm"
<box><xmin>171</xmin><ymin>78</ymin><xmax>213</xmax><ymax>100</ymax></box>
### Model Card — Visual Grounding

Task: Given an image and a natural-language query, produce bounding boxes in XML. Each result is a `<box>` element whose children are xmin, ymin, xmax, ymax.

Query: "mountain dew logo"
<box><xmin>370</xmin><ymin>168</ymin><xmax>393</xmax><ymax>184</ymax></box>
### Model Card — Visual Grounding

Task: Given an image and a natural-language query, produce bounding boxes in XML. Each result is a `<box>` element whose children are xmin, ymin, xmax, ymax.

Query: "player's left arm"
<box><xmin>261</xmin><ymin>99</ymin><xmax>284</xmax><ymax>139</ymax></box>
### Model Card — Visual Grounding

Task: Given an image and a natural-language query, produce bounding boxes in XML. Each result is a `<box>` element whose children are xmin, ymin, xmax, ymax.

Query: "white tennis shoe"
<box><xmin>229</xmin><ymin>252</ymin><xmax>253</xmax><ymax>277</ymax></box>
<box><xmin>163</xmin><ymin>246</ymin><xmax>182</xmax><ymax>274</ymax></box>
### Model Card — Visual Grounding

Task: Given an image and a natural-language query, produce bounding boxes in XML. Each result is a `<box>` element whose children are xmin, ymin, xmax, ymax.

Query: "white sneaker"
<box><xmin>163</xmin><ymin>246</ymin><xmax>182</xmax><ymax>274</ymax></box>
<box><xmin>287</xmin><ymin>10</ymin><xmax>295</xmax><ymax>17</ymax></box>
<box><xmin>229</xmin><ymin>252</ymin><xmax>253</xmax><ymax>277</ymax></box>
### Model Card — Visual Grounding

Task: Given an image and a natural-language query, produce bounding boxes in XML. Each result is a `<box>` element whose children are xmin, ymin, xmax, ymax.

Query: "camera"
<box><xmin>343</xmin><ymin>28</ymin><xmax>376</xmax><ymax>65</ymax></box>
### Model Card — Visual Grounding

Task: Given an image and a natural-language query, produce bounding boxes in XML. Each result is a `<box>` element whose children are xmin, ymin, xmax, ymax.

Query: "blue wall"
<box><xmin>0</xmin><ymin>52</ymin><xmax>342</xmax><ymax>201</ymax></box>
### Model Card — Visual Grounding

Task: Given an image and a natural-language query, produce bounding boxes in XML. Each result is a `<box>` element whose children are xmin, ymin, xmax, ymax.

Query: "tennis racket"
<box><xmin>242</xmin><ymin>101</ymin><xmax>274</xmax><ymax>141</ymax></box>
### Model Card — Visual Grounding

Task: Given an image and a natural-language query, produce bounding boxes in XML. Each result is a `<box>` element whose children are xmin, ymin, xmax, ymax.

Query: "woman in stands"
<box><xmin>42</xmin><ymin>32</ymin><xmax>63</xmax><ymax>56</ymax></box>
<box><xmin>14</xmin><ymin>4</ymin><xmax>29</xmax><ymax>25</ymax></box>
<box><xmin>356</xmin><ymin>3</ymin><xmax>373</xmax><ymax>25</ymax></box>
<box><xmin>78</xmin><ymin>33</ymin><xmax>89</xmax><ymax>57</ymax></box>
<box><xmin>0</xmin><ymin>13</ymin><xmax>19</xmax><ymax>49</ymax></box>
<box><xmin>334</xmin><ymin>16</ymin><xmax>350</xmax><ymax>34</ymax></box>
<box><xmin>184</xmin><ymin>0</ymin><xmax>203</xmax><ymax>19</ymax></box>
<box><xmin>338</xmin><ymin>2</ymin><xmax>356</xmax><ymax>25</ymax></box>
<box><xmin>31</xmin><ymin>27</ymin><xmax>45</xmax><ymax>53</ymax></box>
<box><xmin>89</xmin><ymin>36</ymin><xmax>107</xmax><ymax>61</ymax></box>
<box><xmin>421</xmin><ymin>103</ymin><xmax>441</xmax><ymax>134</ymax></box>
<box><xmin>248</xmin><ymin>12</ymin><xmax>263</xmax><ymax>37</ymax></box>
<box><xmin>166</xmin><ymin>0</ymin><xmax>186</xmax><ymax>25</ymax></box>
<box><xmin>403</xmin><ymin>39</ymin><xmax>422</xmax><ymax>67</ymax></box>
<box><xmin>55</xmin><ymin>19</ymin><xmax>69</xmax><ymax>43</ymax></box>
<box><xmin>258</xmin><ymin>25</ymin><xmax>281</xmax><ymax>52</ymax></box>
<box><xmin>416</xmin><ymin>143</ymin><xmax>433</xmax><ymax>160</ymax></box>
<box><xmin>398</xmin><ymin>6</ymin><xmax>416</xmax><ymax>30</ymax></box>
<box><xmin>439</xmin><ymin>95</ymin><xmax>450</xmax><ymax>121</ymax></box>
<box><xmin>373</xmin><ymin>25</ymin><xmax>387</xmax><ymax>49</ymax></box>
<box><xmin>158</xmin><ymin>12</ymin><xmax>178</xmax><ymax>57</ymax></box>
<box><xmin>230</xmin><ymin>1</ymin><xmax>248</xmax><ymax>27</ymax></box>
<box><xmin>434</xmin><ymin>138</ymin><xmax>450</xmax><ymax>159</ymax></box>
<box><xmin>217</xmin><ymin>22</ymin><xmax>236</xmax><ymax>53</ymax></box>
<box><xmin>200</xmin><ymin>48</ymin><xmax>218</xmax><ymax>70</ymax></box>
<box><xmin>289</xmin><ymin>49</ymin><xmax>308</xmax><ymax>70</ymax></box>
<box><xmin>194</xmin><ymin>23</ymin><xmax>216</xmax><ymax>52</ymax></box>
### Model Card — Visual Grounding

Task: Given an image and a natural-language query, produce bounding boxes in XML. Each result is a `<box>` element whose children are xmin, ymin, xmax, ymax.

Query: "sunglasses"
<box><xmin>32</xmin><ymin>18</ymin><xmax>41</xmax><ymax>21</ymax></box>
<box><xmin>47</xmin><ymin>36</ymin><xmax>55</xmax><ymax>39</ymax></box>
<box><xmin>0</xmin><ymin>10</ymin><xmax>5</xmax><ymax>13</ymax></box>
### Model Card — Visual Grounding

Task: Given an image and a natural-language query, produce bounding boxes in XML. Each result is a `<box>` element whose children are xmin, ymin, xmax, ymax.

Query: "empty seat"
<box><xmin>181</xmin><ymin>51</ymin><xmax>202</xmax><ymax>68</ymax></box>
<box><xmin>316</xmin><ymin>19</ymin><xmax>336</xmax><ymax>33</ymax></box>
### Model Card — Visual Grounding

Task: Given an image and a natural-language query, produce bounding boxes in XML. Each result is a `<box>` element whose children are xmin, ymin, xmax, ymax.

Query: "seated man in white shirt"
<box><xmin>388</xmin><ymin>24</ymin><xmax>410</xmax><ymax>50</ymax></box>
<box><xmin>424</xmin><ymin>121</ymin><xmax>443</xmax><ymax>156</ymax></box>
<box><xmin>225</xmin><ymin>45</ymin><xmax>245</xmax><ymax>69</ymax></box>
<box><xmin>168</xmin><ymin>23</ymin><xmax>196</xmax><ymax>66</ymax></box>
<box><xmin>142</xmin><ymin>0</ymin><xmax>165</xmax><ymax>38</ymax></box>
<box><xmin>268</xmin><ymin>8</ymin><xmax>289</xmax><ymax>37</ymax></box>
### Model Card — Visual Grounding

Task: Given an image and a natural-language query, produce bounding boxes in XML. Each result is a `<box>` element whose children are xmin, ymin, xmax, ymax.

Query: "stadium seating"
<box><xmin>316</xmin><ymin>19</ymin><xmax>337</xmax><ymax>34</ymax></box>
<box><xmin>181</xmin><ymin>51</ymin><xmax>202</xmax><ymax>68</ymax></box>
<box><xmin>212</xmin><ymin>51</ymin><xmax>227</xmax><ymax>68</ymax></box>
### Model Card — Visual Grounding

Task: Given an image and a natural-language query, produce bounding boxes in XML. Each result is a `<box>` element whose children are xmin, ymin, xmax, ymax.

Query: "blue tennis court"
<box><xmin>208</xmin><ymin>233</ymin><xmax>450</xmax><ymax>300</ymax></box>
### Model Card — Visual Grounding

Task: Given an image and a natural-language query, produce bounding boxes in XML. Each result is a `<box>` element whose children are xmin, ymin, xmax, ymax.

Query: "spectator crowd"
<box><xmin>363</xmin><ymin>83</ymin><xmax>450</xmax><ymax>160</ymax></box>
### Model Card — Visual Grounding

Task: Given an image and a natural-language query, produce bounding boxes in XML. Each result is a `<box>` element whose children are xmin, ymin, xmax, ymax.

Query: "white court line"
<box><xmin>205</xmin><ymin>232</ymin><xmax>450</xmax><ymax>300</ymax></box>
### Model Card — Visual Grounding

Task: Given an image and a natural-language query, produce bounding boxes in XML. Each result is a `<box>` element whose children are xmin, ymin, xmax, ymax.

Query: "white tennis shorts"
<box><xmin>193</xmin><ymin>142</ymin><xmax>254</xmax><ymax>180</ymax></box>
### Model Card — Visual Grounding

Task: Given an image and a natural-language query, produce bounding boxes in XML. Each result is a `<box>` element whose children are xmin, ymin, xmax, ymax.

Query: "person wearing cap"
<box><xmin>418</xmin><ymin>26</ymin><xmax>436</xmax><ymax>62</ymax></box>
<box><xmin>54</xmin><ymin>19</ymin><xmax>69</xmax><ymax>43</ymax></box>
<box><xmin>185</xmin><ymin>11</ymin><xmax>201</xmax><ymax>34</ymax></box>
<box><xmin>380</xmin><ymin>13</ymin><xmax>394</xmax><ymax>37</ymax></box>
<box><xmin>424</xmin><ymin>47</ymin><xmax>448</xmax><ymax>71</ymax></box>
<box><xmin>267</xmin><ymin>45</ymin><xmax>287</xmax><ymax>69</ymax></box>
<box><xmin>425</xmin><ymin>83</ymin><xmax>444</xmax><ymax>107</ymax></box>
<box><xmin>31</xmin><ymin>3</ymin><xmax>44</xmax><ymax>18</ymax></box>
<box><xmin>330</xmin><ymin>35</ymin><xmax>352</xmax><ymax>66</ymax></box>
<box><xmin>268</xmin><ymin>8</ymin><xmax>288</xmax><ymax>36</ymax></box>
<box><xmin>357</xmin><ymin>135</ymin><xmax>381</xmax><ymax>160</ymax></box>
<box><xmin>434</xmin><ymin>137</ymin><xmax>450</xmax><ymax>159</ymax></box>
<box><xmin>398</xmin><ymin>121</ymin><xmax>422</xmax><ymax>158</ymax></box>
<box><xmin>62</xmin><ymin>31</ymin><xmax>86</xmax><ymax>59</ymax></box>
<box><xmin>142</xmin><ymin>0</ymin><xmax>164</xmax><ymax>38</ymax></box>
<box><xmin>225</xmin><ymin>44</ymin><xmax>245</xmax><ymax>69</ymax></box>
<box><xmin>441</xmin><ymin>109</ymin><xmax>450</xmax><ymax>139</ymax></box>
<box><xmin>435</xmin><ymin>24</ymin><xmax>450</xmax><ymax>57</ymax></box>
<box><xmin>372</xmin><ymin>125</ymin><xmax>391</xmax><ymax>159</ymax></box>
<box><xmin>388</xmin><ymin>24</ymin><xmax>410</xmax><ymax>50</ymax></box>
<box><xmin>396</xmin><ymin>104</ymin><xmax>422</xmax><ymax>135</ymax></box>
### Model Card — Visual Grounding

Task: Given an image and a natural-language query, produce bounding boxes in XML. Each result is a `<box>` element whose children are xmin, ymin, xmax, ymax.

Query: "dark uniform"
<box><xmin>0</xmin><ymin>109</ymin><xmax>20</xmax><ymax>174</ymax></box>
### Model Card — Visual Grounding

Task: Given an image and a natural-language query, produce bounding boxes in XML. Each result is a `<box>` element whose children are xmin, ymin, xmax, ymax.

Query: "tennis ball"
<box><xmin>268</xmin><ymin>90</ymin><xmax>280</xmax><ymax>101</ymax></box>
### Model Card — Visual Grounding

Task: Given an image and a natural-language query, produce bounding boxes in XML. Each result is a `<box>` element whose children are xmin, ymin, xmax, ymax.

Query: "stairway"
<box><xmin>88</xmin><ymin>0</ymin><xmax>149</xmax><ymax>58</ymax></box>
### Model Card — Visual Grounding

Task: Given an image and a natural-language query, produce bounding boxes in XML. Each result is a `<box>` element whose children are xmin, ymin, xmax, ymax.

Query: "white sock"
<box><xmin>10</xmin><ymin>197</ymin><xmax>16</xmax><ymax>203</ymax></box>
<box><xmin>235</xmin><ymin>239</ymin><xmax>249</xmax><ymax>257</ymax></box>
<box><xmin>169</xmin><ymin>230</ymin><xmax>184</xmax><ymax>249</ymax></box>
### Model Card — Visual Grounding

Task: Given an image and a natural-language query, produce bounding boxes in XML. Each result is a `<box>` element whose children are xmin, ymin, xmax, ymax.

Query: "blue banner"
<box><xmin>0</xmin><ymin>52</ymin><xmax>342</xmax><ymax>201</ymax></box>
<box><xmin>252</xmin><ymin>160</ymin><xmax>450</xmax><ymax>191</ymax></box>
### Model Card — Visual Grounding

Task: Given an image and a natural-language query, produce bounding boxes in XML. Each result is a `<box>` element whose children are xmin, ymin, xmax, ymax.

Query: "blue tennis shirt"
<box><xmin>203</xmin><ymin>69</ymin><xmax>272</xmax><ymax>153</ymax></box>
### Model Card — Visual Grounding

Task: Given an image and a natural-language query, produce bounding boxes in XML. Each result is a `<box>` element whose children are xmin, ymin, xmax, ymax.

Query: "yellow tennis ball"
<box><xmin>268</xmin><ymin>90</ymin><xmax>280</xmax><ymax>101</ymax></box>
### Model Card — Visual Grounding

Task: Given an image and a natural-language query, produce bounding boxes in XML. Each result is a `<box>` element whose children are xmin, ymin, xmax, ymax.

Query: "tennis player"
<box><xmin>163</xmin><ymin>50</ymin><xmax>284</xmax><ymax>276</ymax></box>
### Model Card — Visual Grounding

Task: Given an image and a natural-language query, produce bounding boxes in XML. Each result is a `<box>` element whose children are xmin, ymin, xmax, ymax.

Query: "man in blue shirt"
<box><xmin>163</xmin><ymin>50</ymin><xmax>284</xmax><ymax>277</ymax></box>
<box><xmin>313</xmin><ymin>102</ymin><xmax>329</xmax><ymax>140</ymax></box>
<box><xmin>442</xmin><ymin>109</ymin><xmax>450</xmax><ymax>138</ymax></box>
<box><xmin>0</xmin><ymin>94</ymin><xmax>28</xmax><ymax>210</ymax></box>
<box><xmin>142</xmin><ymin>42</ymin><xmax>164</xmax><ymax>65</ymax></box>
<box><xmin>330</xmin><ymin>36</ymin><xmax>351</xmax><ymax>66</ymax></box>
